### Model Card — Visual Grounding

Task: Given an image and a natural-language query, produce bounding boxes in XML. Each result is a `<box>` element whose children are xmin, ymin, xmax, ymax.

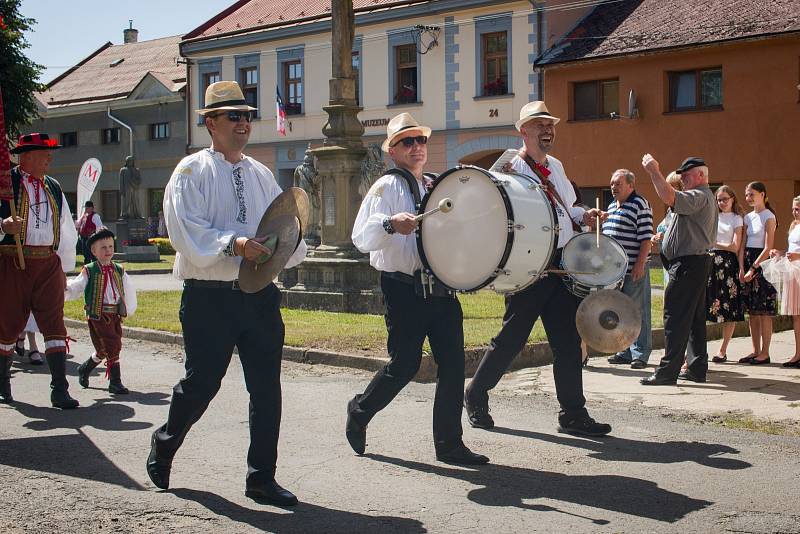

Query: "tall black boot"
<box><xmin>46</xmin><ymin>352</ymin><xmax>79</xmax><ymax>409</ymax></box>
<box><xmin>0</xmin><ymin>355</ymin><xmax>13</xmax><ymax>404</ymax></box>
<box><xmin>77</xmin><ymin>357</ymin><xmax>100</xmax><ymax>388</ymax></box>
<box><xmin>108</xmin><ymin>363</ymin><xmax>129</xmax><ymax>395</ymax></box>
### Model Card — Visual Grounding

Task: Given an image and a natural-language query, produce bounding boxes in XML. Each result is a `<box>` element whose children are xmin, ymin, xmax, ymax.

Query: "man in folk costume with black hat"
<box><xmin>346</xmin><ymin>112</ymin><xmax>489</xmax><ymax>466</ymax></box>
<box><xmin>464</xmin><ymin>102</ymin><xmax>612</xmax><ymax>437</ymax></box>
<box><xmin>66</xmin><ymin>228</ymin><xmax>137</xmax><ymax>395</ymax></box>
<box><xmin>0</xmin><ymin>133</ymin><xmax>79</xmax><ymax>407</ymax></box>
<box><xmin>75</xmin><ymin>200</ymin><xmax>103</xmax><ymax>264</ymax></box>
<box><xmin>146</xmin><ymin>81</ymin><xmax>307</xmax><ymax>506</ymax></box>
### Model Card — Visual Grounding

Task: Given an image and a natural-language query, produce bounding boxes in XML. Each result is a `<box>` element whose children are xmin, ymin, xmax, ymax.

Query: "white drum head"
<box><xmin>562</xmin><ymin>233</ymin><xmax>628</xmax><ymax>287</ymax></box>
<box><xmin>419</xmin><ymin>168</ymin><xmax>509</xmax><ymax>290</ymax></box>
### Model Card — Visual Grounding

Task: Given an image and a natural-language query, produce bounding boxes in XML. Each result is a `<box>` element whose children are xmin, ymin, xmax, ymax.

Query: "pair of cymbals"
<box><xmin>576</xmin><ymin>290</ymin><xmax>641</xmax><ymax>354</ymax></box>
<box><xmin>238</xmin><ymin>187</ymin><xmax>310</xmax><ymax>293</ymax></box>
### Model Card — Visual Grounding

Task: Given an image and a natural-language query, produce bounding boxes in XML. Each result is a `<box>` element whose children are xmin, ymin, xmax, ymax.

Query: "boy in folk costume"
<box><xmin>0</xmin><ymin>133</ymin><xmax>79</xmax><ymax>408</ymax></box>
<box><xmin>66</xmin><ymin>228</ymin><xmax>137</xmax><ymax>394</ymax></box>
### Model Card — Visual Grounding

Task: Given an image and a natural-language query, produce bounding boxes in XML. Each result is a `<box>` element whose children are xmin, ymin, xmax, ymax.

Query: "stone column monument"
<box><xmin>114</xmin><ymin>156</ymin><xmax>159</xmax><ymax>262</ymax></box>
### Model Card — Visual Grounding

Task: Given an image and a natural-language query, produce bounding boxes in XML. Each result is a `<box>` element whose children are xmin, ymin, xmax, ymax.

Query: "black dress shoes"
<box><xmin>464</xmin><ymin>390</ymin><xmax>494</xmax><ymax>430</ymax></box>
<box><xmin>146</xmin><ymin>430</ymin><xmax>172</xmax><ymax>490</ymax></box>
<box><xmin>245</xmin><ymin>479</ymin><xmax>299</xmax><ymax>506</ymax></box>
<box><xmin>678</xmin><ymin>371</ymin><xmax>707</xmax><ymax>383</ymax></box>
<box><xmin>640</xmin><ymin>374</ymin><xmax>677</xmax><ymax>386</ymax></box>
<box><xmin>557</xmin><ymin>414</ymin><xmax>612</xmax><ymax>437</ymax></box>
<box><xmin>345</xmin><ymin>397</ymin><xmax>366</xmax><ymax>455</ymax></box>
<box><xmin>435</xmin><ymin>442</ymin><xmax>489</xmax><ymax>465</ymax></box>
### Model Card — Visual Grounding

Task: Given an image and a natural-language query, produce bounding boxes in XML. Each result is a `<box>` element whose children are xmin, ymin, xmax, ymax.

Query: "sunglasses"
<box><xmin>210</xmin><ymin>110</ymin><xmax>255</xmax><ymax>123</ymax></box>
<box><xmin>392</xmin><ymin>135</ymin><xmax>428</xmax><ymax>148</ymax></box>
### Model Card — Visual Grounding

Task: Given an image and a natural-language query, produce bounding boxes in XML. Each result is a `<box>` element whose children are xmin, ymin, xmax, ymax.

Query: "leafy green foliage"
<box><xmin>0</xmin><ymin>0</ymin><xmax>46</xmax><ymax>138</ymax></box>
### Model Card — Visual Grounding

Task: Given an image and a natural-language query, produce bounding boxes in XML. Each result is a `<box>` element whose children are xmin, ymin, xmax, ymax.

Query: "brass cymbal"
<box><xmin>576</xmin><ymin>289</ymin><xmax>642</xmax><ymax>354</ymax></box>
<box><xmin>264</xmin><ymin>187</ymin><xmax>310</xmax><ymax>241</ymax></box>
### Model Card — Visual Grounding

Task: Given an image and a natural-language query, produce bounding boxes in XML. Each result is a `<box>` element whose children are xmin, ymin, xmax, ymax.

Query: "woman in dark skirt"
<box><xmin>706</xmin><ymin>185</ymin><xmax>745</xmax><ymax>362</ymax></box>
<box><xmin>739</xmin><ymin>181</ymin><xmax>777</xmax><ymax>364</ymax></box>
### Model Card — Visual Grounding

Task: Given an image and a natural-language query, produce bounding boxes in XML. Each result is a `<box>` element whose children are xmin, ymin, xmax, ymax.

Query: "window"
<box><xmin>284</xmin><ymin>60</ymin><xmax>303</xmax><ymax>115</ymax></box>
<box><xmin>352</xmin><ymin>51</ymin><xmax>360</xmax><ymax>106</ymax></box>
<box><xmin>395</xmin><ymin>44</ymin><xmax>417</xmax><ymax>104</ymax></box>
<box><xmin>148</xmin><ymin>188</ymin><xmax>164</xmax><ymax>217</ymax></box>
<box><xmin>482</xmin><ymin>32</ymin><xmax>508</xmax><ymax>96</ymax></box>
<box><xmin>573</xmin><ymin>79</ymin><xmax>619</xmax><ymax>120</ymax></box>
<box><xmin>669</xmin><ymin>68</ymin><xmax>722</xmax><ymax>112</ymax></box>
<box><xmin>60</xmin><ymin>131</ymin><xmax>78</xmax><ymax>147</ymax></box>
<box><xmin>150</xmin><ymin>122</ymin><xmax>169</xmax><ymax>140</ymax></box>
<box><xmin>101</xmin><ymin>127</ymin><xmax>120</xmax><ymax>145</ymax></box>
<box><xmin>101</xmin><ymin>190</ymin><xmax>120</xmax><ymax>220</ymax></box>
<box><xmin>240</xmin><ymin>66</ymin><xmax>258</xmax><ymax>110</ymax></box>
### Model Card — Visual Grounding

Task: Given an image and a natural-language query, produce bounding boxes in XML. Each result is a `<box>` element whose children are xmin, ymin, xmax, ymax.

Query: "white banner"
<box><xmin>76</xmin><ymin>158</ymin><xmax>102</xmax><ymax>216</ymax></box>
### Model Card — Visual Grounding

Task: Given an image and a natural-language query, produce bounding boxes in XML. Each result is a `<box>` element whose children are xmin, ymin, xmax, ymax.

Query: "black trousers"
<box><xmin>468</xmin><ymin>267</ymin><xmax>587</xmax><ymax>419</ymax></box>
<box><xmin>153</xmin><ymin>283</ymin><xmax>285</xmax><ymax>485</ymax></box>
<box><xmin>349</xmin><ymin>275</ymin><xmax>465</xmax><ymax>445</ymax></box>
<box><xmin>655</xmin><ymin>254</ymin><xmax>713</xmax><ymax>380</ymax></box>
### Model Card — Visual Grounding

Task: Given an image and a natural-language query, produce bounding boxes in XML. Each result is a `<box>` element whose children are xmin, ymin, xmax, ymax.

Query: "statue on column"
<box><xmin>294</xmin><ymin>145</ymin><xmax>321</xmax><ymax>245</ymax></box>
<box><xmin>119</xmin><ymin>156</ymin><xmax>142</xmax><ymax>219</ymax></box>
<box><xmin>359</xmin><ymin>143</ymin><xmax>386</xmax><ymax>197</ymax></box>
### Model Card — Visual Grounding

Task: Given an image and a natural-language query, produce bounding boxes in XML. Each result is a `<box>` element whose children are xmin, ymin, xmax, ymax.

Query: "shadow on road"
<box><xmin>489</xmin><ymin>427</ymin><xmax>751</xmax><ymax>470</ymax></box>
<box><xmin>0</xmin><ymin>430</ymin><xmax>144</xmax><ymax>490</ymax></box>
<box><xmin>10</xmin><ymin>399</ymin><xmax>154</xmax><ymax>433</ymax></box>
<box><xmin>170</xmin><ymin>488</ymin><xmax>427</xmax><ymax>533</ymax></box>
<box><xmin>367</xmin><ymin>453</ymin><xmax>711</xmax><ymax>524</ymax></box>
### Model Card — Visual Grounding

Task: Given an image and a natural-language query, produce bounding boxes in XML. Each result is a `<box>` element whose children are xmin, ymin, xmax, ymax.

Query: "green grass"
<box><xmin>72</xmin><ymin>254</ymin><xmax>174</xmax><ymax>273</ymax></box>
<box><xmin>650</xmin><ymin>267</ymin><xmax>664</xmax><ymax>288</ymax></box>
<box><xmin>64</xmin><ymin>289</ymin><xmax>664</xmax><ymax>352</ymax></box>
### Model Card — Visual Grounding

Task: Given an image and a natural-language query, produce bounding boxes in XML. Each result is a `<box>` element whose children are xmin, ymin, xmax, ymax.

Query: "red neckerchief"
<box><xmin>100</xmin><ymin>264</ymin><xmax>118</xmax><ymax>301</ymax></box>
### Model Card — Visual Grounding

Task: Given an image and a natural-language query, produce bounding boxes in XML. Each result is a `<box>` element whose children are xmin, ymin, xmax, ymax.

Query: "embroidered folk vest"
<box><xmin>0</xmin><ymin>167</ymin><xmax>64</xmax><ymax>249</ymax></box>
<box><xmin>83</xmin><ymin>262</ymin><xmax>127</xmax><ymax>319</ymax></box>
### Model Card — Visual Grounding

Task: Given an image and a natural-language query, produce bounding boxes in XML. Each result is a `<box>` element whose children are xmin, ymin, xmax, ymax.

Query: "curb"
<box><xmin>66</xmin><ymin>315</ymin><xmax>794</xmax><ymax>383</ymax></box>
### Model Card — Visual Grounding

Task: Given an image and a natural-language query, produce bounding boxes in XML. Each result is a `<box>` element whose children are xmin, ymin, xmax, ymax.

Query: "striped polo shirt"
<box><xmin>602</xmin><ymin>191</ymin><xmax>654</xmax><ymax>274</ymax></box>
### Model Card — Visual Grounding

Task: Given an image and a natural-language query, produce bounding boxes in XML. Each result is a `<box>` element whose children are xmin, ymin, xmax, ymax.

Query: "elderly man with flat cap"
<box><xmin>640</xmin><ymin>155</ymin><xmax>717</xmax><ymax>385</ymax></box>
<box><xmin>346</xmin><ymin>112</ymin><xmax>489</xmax><ymax>466</ymax></box>
<box><xmin>464</xmin><ymin>102</ymin><xmax>612</xmax><ymax>437</ymax></box>
<box><xmin>146</xmin><ymin>81</ymin><xmax>307</xmax><ymax>505</ymax></box>
<box><xmin>0</xmin><ymin>133</ymin><xmax>79</xmax><ymax>407</ymax></box>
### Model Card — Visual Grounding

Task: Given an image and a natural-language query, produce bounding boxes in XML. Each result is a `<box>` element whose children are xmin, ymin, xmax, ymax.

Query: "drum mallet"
<box><xmin>414</xmin><ymin>198</ymin><xmax>454</xmax><ymax>222</ymax></box>
<box><xmin>595</xmin><ymin>198</ymin><xmax>601</xmax><ymax>248</ymax></box>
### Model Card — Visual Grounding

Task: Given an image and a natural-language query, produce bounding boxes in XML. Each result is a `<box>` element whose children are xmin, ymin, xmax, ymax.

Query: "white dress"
<box><xmin>761</xmin><ymin>223</ymin><xmax>800</xmax><ymax>315</ymax></box>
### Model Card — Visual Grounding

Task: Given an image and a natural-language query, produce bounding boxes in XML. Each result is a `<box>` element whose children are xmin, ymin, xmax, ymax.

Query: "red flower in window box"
<box><xmin>395</xmin><ymin>85</ymin><xmax>416</xmax><ymax>104</ymax></box>
<box><xmin>483</xmin><ymin>78</ymin><xmax>507</xmax><ymax>96</ymax></box>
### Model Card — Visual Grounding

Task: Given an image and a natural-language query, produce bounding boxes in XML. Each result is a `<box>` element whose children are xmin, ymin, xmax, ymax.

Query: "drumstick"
<box><xmin>595</xmin><ymin>198</ymin><xmax>600</xmax><ymax>248</ymax></box>
<box><xmin>414</xmin><ymin>198</ymin><xmax>454</xmax><ymax>222</ymax></box>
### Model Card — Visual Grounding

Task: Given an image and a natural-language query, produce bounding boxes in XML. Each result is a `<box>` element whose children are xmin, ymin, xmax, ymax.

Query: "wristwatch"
<box><xmin>382</xmin><ymin>216</ymin><xmax>396</xmax><ymax>235</ymax></box>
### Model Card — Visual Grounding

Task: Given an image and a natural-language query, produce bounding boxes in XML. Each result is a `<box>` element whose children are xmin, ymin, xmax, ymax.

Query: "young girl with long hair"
<box><xmin>739</xmin><ymin>182</ymin><xmax>777</xmax><ymax>364</ymax></box>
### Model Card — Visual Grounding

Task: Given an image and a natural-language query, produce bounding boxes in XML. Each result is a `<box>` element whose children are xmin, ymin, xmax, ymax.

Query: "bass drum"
<box><xmin>417</xmin><ymin>165</ymin><xmax>557</xmax><ymax>294</ymax></box>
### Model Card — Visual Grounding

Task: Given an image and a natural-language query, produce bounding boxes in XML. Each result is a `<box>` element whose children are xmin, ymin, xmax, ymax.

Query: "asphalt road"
<box><xmin>1</xmin><ymin>335</ymin><xmax>798</xmax><ymax>533</ymax></box>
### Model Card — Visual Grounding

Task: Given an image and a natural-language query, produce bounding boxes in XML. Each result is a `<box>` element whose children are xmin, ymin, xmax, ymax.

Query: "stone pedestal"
<box><xmin>280</xmin><ymin>256</ymin><xmax>383</xmax><ymax>313</ymax></box>
<box><xmin>114</xmin><ymin>218</ymin><xmax>160</xmax><ymax>262</ymax></box>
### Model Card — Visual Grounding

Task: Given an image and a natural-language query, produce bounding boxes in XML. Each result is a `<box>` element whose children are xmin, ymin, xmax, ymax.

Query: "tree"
<box><xmin>0</xmin><ymin>0</ymin><xmax>45</xmax><ymax>138</ymax></box>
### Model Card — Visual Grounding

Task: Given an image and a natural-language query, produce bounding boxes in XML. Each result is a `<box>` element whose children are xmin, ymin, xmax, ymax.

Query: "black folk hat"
<box><xmin>676</xmin><ymin>157</ymin><xmax>706</xmax><ymax>174</ymax></box>
<box><xmin>86</xmin><ymin>227</ymin><xmax>116</xmax><ymax>249</ymax></box>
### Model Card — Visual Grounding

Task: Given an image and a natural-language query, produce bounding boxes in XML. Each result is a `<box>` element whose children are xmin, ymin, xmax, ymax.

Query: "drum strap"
<box><xmin>385</xmin><ymin>168</ymin><xmax>438</xmax><ymax>211</ymax></box>
<box><xmin>522</xmin><ymin>154</ymin><xmax>581</xmax><ymax>233</ymax></box>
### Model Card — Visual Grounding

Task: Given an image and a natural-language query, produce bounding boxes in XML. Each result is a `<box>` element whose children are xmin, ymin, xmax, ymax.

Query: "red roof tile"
<box><xmin>537</xmin><ymin>0</ymin><xmax>800</xmax><ymax>65</ymax></box>
<box><xmin>38</xmin><ymin>35</ymin><xmax>185</xmax><ymax>107</ymax></box>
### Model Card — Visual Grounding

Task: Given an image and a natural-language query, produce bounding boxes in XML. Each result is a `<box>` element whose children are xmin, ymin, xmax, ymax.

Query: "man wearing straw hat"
<box><xmin>146</xmin><ymin>81</ymin><xmax>307</xmax><ymax>506</ymax></box>
<box><xmin>0</xmin><ymin>133</ymin><xmax>79</xmax><ymax>408</ymax></box>
<box><xmin>346</xmin><ymin>112</ymin><xmax>490</xmax><ymax>465</ymax></box>
<box><xmin>464</xmin><ymin>102</ymin><xmax>612</xmax><ymax>437</ymax></box>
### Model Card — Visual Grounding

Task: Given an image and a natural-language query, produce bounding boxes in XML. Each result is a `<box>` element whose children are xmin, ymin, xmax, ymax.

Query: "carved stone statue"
<box><xmin>295</xmin><ymin>144</ymin><xmax>321</xmax><ymax>243</ymax></box>
<box><xmin>119</xmin><ymin>156</ymin><xmax>142</xmax><ymax>219</ymax></box>
<box><xmin>359</xmin><ymin>143</ymin><xmax>387</xmax><ymax>198</ymax></box>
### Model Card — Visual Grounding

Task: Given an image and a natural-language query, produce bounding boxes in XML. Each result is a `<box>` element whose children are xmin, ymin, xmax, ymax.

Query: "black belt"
<box><xmin>184</xmin><ymin>279</ymin><xmax>240</xmax><ymax>290</ymax></box>
<box><xmin>381</xmin><ymin>271</ymin><xmax>415</xmax><ymax>285</ymax></box>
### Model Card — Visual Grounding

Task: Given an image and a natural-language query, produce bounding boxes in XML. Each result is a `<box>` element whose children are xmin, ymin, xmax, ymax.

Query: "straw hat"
<box><xmin>514</xmin><ymin>101</ymin><xmax>560</xmax><ymax>131</ymax></box>
<box><xmin>381</xmin><ymin>113</ymin><xmax>432</xmax><ymax>152</ymax></box>
<box><xmin>195</xmin><ymin>81</ymin><xmax>257</xmax><ymax>115</ymax></box>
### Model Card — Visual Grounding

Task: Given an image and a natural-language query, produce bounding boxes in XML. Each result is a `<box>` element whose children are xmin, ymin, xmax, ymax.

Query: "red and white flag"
<box><xmin>0</xmin><ymin>84</ymin><xmax>12</xmax><ymax>200</ymax></box>
<box><xmin>276</xmin><ymin>86</ymin><xmax>287</xmax><ymax>136</ymax></box>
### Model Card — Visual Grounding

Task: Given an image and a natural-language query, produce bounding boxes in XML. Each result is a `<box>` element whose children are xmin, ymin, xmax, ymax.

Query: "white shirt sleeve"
<box><xmin>164</xmin><ymin>160</ymin><xmax>238</xmax><ymax>269</ymax></box>
<box><xmin>353</xmin><ymin>178</ymin><xmax>406</xmax><ymax>253</ymax></box>
<box><xmin>65</xmin><ymin>268</ymin><xmax>89</xmax><ymax>301</ymax></box>
<box><xmin>57</xmin><ymin>193</ymin><xmax>78</xmax><ymax>272</ymax></box>
<box><xmin>122</xmin><ymin>272</ymin><xmax>137</xmax><ymax>317</ymax></box>
<box><xmin>93</xmin><ymin>213</ymin><xmax>103</xmax><ymax>228</ymax></box>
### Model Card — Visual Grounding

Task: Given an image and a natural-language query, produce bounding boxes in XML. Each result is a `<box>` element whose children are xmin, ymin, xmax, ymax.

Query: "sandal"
<box><xmin>712</xmin><ymin>354</ymin><xmax>727</xmax><ymax>363</ymax></box>
<box><xmin>738</xmin><ymin>354</ymin><xmax>757</xmax><ymax>364</ymax></box>
<box><xmin>14</xmin><ymin>344</ymin><xmax>25</xmax><ymax>358</ymax></box>
<box><xmin>27</xmin><ymin>350</ymin><xmax>44</xmax><ymax>366</ymax></box>
<box><xmin>750</xmin><ymin>356</ymin><xmax>770</xmax><ymax>365</ymax></box>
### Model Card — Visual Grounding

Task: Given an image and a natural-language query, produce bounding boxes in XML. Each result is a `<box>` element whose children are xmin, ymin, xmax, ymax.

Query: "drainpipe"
<box><xmin>107</xmin><ymin>107</ymin><xmax>134</xmax><ymax>159</ymax></box>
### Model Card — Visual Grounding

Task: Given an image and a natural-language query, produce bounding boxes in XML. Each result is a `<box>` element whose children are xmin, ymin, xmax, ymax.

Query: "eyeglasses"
<box><xmin>392</xmin><ymin>135</ymin><xmax>428</xmax><ymax>148</ymax></box>
<box><xmin>717</xmin><ymin>197</ymin><xmax>732</xmax><ymax>202</ymax></box>
<box><xmin>210</xmin><ymin>110</ymin><xmax>255</xmax><ymax>123</ymax></box>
